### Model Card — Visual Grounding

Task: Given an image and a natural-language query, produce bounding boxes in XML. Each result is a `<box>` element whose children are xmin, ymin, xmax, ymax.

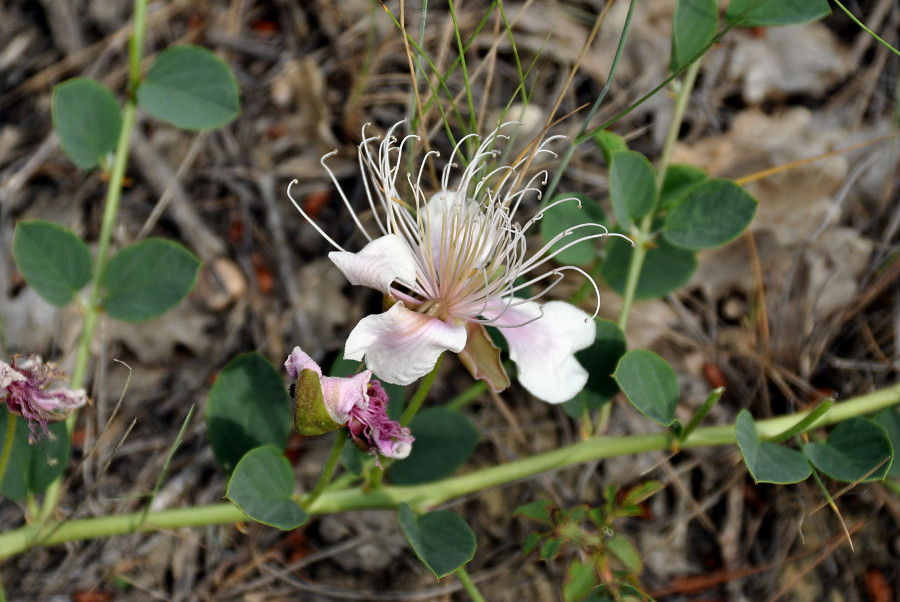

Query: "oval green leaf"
<box><xmin>103</xmin><ymin>239</ymin><xmax>201</xmax><ymax>322</ymax></box>
<box><xmin>593</xmin><ymin>130</ymin><xmax>628</xmax><ymax>167</ymax></box>
<box><xmin>0</xmin><ymin>410</ymin><xmax>70</xmax><ymax>501</ymax></box>
<box><xmin>803</xmin><ymin>417</ymin><xmax>893</xmax><ymax>482</ymax></box>
<box><xmin>206</xmin><ymin>353</ymin><xmax>292</xmax><ymax>472</ymax></box>
<box><xmin>398</xmin><ymin>503</ymin><xmax>476</xmax><ymax>578</ymax></box>
<box><xmin>609</xmin><ymin>151</ymin><xmax>658</xmax><ymax>227</ymax></box>
<box><xmin>388</xmin><ymin>408</ymin><xmax>479</xmax><ymax>485</ymax></box>
<box><xmin>726</xmin><ymin>0</ymin><xmax>830</xmax><ymax>26</ymax></box>
<box><xmin>52</xmin><ymin>78</ymin><xmax>122</xmax><ymax>169</ymax></box>
<box><xmin>735</xmin><ymin>410</ymin><xmax>811</xmax><ymax>484</ymax></box>
<box><xmin>602</xmin><ymin>235</ymin><xmax>697</xmax><ymax>300</ymax></box>
<box><xmin>613</xmin><ymin>350</ymin><xmax>679</xmax><ymax>427</ymax></box>
<box><xmin>873</xmin><ymin>408</ymin><xmax>900</xmax><ymax>478</ymax></box>
<box><xmin>670</xmin><ymin>0</ymin><xmax>718</xmax><ymax>72</ymax></box>
<box><xmin>226</xmin><ymin>446</ymin><xmax>308</xmax><ymax>529</ymax></box>
<box><xmin>13</xmin><ymin>221</ymin><xmax>92</xmax><ymax>307</ymax></box>
<box><xmin>564</xmin><ymin>319</ymin><xmax>626</xmax><ymax>418</ymax></box>
<box><xmin>659</xmin><ymin>164</ymin><xmax>708</xmax><ymax>210</ymax></box>
<box><xmin>137</xmin><ymin>45</ymin><xmax>240</xmax><ymax>130</ymax></box>
<box><xmin>663</xmin><ymin>179</ymin><xmax>758</xmax><ymax>250</ymax></box>
<box><xmin>539</xmin><ymin>193</ymin><xmax>609</xmax><ymax>266</ymax></box>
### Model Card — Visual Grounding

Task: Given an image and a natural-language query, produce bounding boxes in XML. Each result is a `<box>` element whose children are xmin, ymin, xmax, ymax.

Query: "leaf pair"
<box><xmin>54</xmin><ymin>46</ymin><xmax>239</xmax><ymax>170</ymax></box>
<box><xmin>13</xmin><ymin>221</ymin><xmax>200</xmax><ymax>323</ymax></box>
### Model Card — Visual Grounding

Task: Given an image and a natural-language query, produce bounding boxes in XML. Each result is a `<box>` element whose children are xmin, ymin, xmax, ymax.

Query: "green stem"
<box><xmin>301</xmin><ymin>430</ymin><xmax>348</xmax><ymax>509</ymax></box>
<box><xmin>767</xmin><ymin>397</ymin><xmax>833</xmax><ymax>444</ymax></box>
<box><xmin>832</xmin><ymin>0</ymin><xmax>900</xmax><ymax>58</ymax></box>
<box><xmin>2</xmin><ymin>382</ymin><xmax>897</xmax><ymax>558</ymax></box>
<box><xmin>617</xmin><ymin>58</ymin><xmax>701</xmax><ymax>331</ymax></box>
<box><xmin>455</xmin><ymin>565</ymin><xmax>486</xmax><ymax>602</ymax></box>
<box><xmin>446</xmin><ymin>381</ymin><xmax>488</xmax><ymax>411</ymax></box>
<box><xmin>544</xmin><ymin>0</ymin><xmax>637</xmax><ymax>203</ymax></box>
<box><xmin>400</xmin><ymin>355</ymin><xmax>442</xmax><ymax>427</ymax></box>
<box><xmin>0</xmin><ymin>412</ymin><xmax>16</xmax><ymax>491</ymax></box>
<box><xmin>678</xmin><ymin>387</ymin><xmax>724</xmax><ymax>443</ymax></box>
<box><xmin>36</xmin><ymin>0</ymin><xmax>147</xmax><ymax>526</ymax></box>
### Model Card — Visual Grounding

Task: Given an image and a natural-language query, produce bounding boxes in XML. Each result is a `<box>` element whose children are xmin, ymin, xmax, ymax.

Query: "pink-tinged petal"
<box><xmin>344</xmin><ymin>303</ymin><xmax>467</xmax><ymax>385</ymax></box>
<box><xmin>328</xmin><ymin>234</ymin><xmax>417</xmax><ymax>295</ymax></box>
<box><xmin>489</xmin><ymin>300</ymin><xmax>595</xmax><ymax>404</ymax></box>
<box><xmin>285</xmin><ymin>347</ymin><xmax>322</xmax><ymax>379</ymax></box>
<box><xmin>348</xmin><ymin>381</ymin><xmax>414</xmax><ymax>461</ymax></box>
<box><xmin>0</xmin><ymin>361</ymin><xmax>26</xmax><ymax>391</ymax></box>
<box><xmin>319</xmin><ymin>370</ymin><xmax>373</xmax><ymax>424</ymax></box>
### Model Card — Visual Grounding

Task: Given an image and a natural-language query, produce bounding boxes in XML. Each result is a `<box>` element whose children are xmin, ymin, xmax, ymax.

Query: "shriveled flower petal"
<box><xmin>487</xmin><ymin>301</ymin><xmax>595</xmax><ymax>404</ymax></box>
<box><xmin>328</xmin><ymin>234</ymin><xmax>417</xmax><ymax>296</ymax></box>
<box><xmin>344</xmin><ymin>303</ymin><xmax>466</xmax><ymax>386</ymax></box>
<box><xmin>285</xmin><ymin>346</ymin><xmax>323</xmax><ymax>379</ymax></box>
<box><xmin>347</xmin><ymin>381</ymin><xmax>413</xmax><ymax>460</ymax></box>
<box><xmin>1</xmin><ymin>356</ymin><xmax>86</xmax><ymax>436</ymax></box>
<box><xmin>320</xmin><ymin>370</ymin><xmax>373</xmax><ymax>424</ymax></box>
<box><xmin>286</xmin><ymin>346</ymin><xmax>413</xmax><ymax>461</ymax></box>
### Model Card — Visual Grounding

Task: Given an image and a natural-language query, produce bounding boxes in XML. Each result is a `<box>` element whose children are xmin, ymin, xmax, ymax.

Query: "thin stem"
<box><xmin>678</xmin><ymin>387</ymin><xmax>724</xmax><ymax>443</ymax></box>
<box><xmin>767</xmin><ymin>397</ymin><xmax>834</xmax><ymax>444</ymax></box>
<box><xmin>544</xmin><ymin>0</ymin><xmax>637</xmax><ymax>203</ymax></box>
<box><xmin>400</xmin><ymin>354</ymin><xmax>442</xmax><ymax>427</ymax></box>
<box><xmin>446</xmin><ymin>380</ymin><xmax>488</xmax><ymax>411</ymax></box>
<box><xmin>302</xmin><ymin>430</ymin><xmax>349</xmax><ymax>509</ymax></box>
<box><xmin>832</xmin><ymin>0</ymin><xmax>900</xmax><ymax>58</ymax></box>
<box><xmin>455</xmin><ymin>565</ymin><xmax>486</xmax><ymax>602</ymax></box>
<box><xmin>37</xmin><ymin>0</ymin><xmax>147</xmax><ymax>526</ymax></box>
<box><xmin>0</xmin><ymin>412</ymin><xmax>16</xmax><ymax>489</ymax></box>
<box><xmin>1</xmin><ymin>382</ymin><xmax>896</xmax><ymax>558</ymax></box>
<box><xmin>617</xmin><ymin>58</ymin><xmax>701</xmax><ymax>331</ymax></box>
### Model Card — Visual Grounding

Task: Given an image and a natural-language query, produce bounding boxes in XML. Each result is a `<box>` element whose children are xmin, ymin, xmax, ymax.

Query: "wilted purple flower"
<box><xmin>1</xmin><ymin>355</ymin><xmax>86</xmax><ymax>439</ymax></box>
<box><xmin>285</xmin><ymin>347</ymin><xmax>413</xmax><ymax>461</ymax></box>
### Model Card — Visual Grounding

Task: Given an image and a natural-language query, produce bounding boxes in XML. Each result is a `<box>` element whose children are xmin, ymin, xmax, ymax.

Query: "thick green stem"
<box><xmin>0</xmin><ymin>412</ymin><xmax>16</xmax><ymax>490</ymax></box>
<box><xmin>2</xmin><ymin>383</ymin><xmax>897</xmax><ymax>558</ymax></box>
<box><xmin>617</xmin><ymin>58</ymin><xmax>701</xmax><ymax>331</ymax></box>
<box><xmin>301</xmin><ymin>430</ymin><xmax>348</xmax><ymax>509</ymax></box>
<box><xmin>455</xmin><ymin>565</ymin><xmax>486</xmax><ymax>602</ymax></box>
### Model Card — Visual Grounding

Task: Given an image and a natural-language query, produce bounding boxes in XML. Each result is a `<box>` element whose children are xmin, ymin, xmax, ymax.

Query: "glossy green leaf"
<box><xmin>663</xmin><ymin>179</ymin><xmax>758</xmax><ymax>250</ymax></box>
<box><xmin>398</xmin><ymin>503</ymin><xmax>476</xmax><ymax>578</ymax></box>
<box><xmin>659</xmin><ymin>164</ymin><xmax>708</xmax><ymax>210</ymax></box>
<box><xmin>613</xmin><ymin>350</ymin><xmax>679</xmax><ymax>427</ymax></box>
<box><xmin>609</xmin><ymin>151</ymin><xmax>658</xmax><ymax>227</ymax></box>
<box><xmin>602</xmin><ymin>235</ymin><xmax>697</xmax><ymax>299</ymax></box>
<box><xmin>52</xmin><ymin>78</ymin><xmax>122</xmax><ymax>169</ymax></box>
<box><xmin>735</xmin><ymin>410</ymin><xmax>811</xmax><ymax>484</ymax></box>
<box><xmin>670</xmin><ymin>0</ymin><xmax>718</xmax><ymax>72</ymax></box>
<box><xmin>540</xmin><ymin>193</ymin><xmax>609</xmax><ymax>266</ymax></box>
<box><xmin>564</xmin><ymin>319</ymin><xmax>627</xmax><ymax>418</ymax></box>
<box><xmin>13</xmin><ymin>221</ymin><xmax>92</xmax><ymax>306</ymax></box>
<box><xmin>726</xmin><ymin>0</ymin><xmax>830</xmax><ymax>26</ymax></box>
<box><xmin>803</xmin><ymin>418</ymin><xmax>892</xmax><ymax>482</ymax></box>
<box><xmin>0</xmin><ymin>410</ymin><xmax>70</xmax><ymax>501</ymax></box>
<box><xmin>206</xmin><ymin>353</ymin><xmax>292</xmax><ymax>472</ymax></box>
<box><xmin>593</xmin><ymin>130</ymin><xmax>628</xmax><ymax>167</ymax></box>
<box><xmin>388</xmin><ymin>408</ymin><xmax>479</xmax><ymax>485</ymax></box>
<box><xmin>226</xmin><ymin>446</ymin><xmax>308</xmax><ymax>529</ymax></box>
<box><xmin>137</xmin><ymin>45</ymin><xmax>240</xmax><ymax>130</ymax></box>
<box><xmin>103</xmin><ymin>239</ymin><xmax>201</xmax><ymax>322</ymax></box>
<box><xmin>873</xmin><ymin>408</ymin><xmax>900</xmax><ymax>478</ymax></box>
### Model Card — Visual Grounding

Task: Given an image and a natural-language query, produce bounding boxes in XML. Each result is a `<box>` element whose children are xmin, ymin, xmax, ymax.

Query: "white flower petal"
<box><xmin>329</xmin><ymin>234</ymin><xmax>417</xmax><ymax>295</ymax></box>
<box><xmin>490</xmin><ymin>300</ymin><xmax>595</xmax><ymax>404</ymax></box>
<box><xmin>344</xmin><ymin>303</ymin><xmax>467</xmax><ymax>385</ymax></box>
